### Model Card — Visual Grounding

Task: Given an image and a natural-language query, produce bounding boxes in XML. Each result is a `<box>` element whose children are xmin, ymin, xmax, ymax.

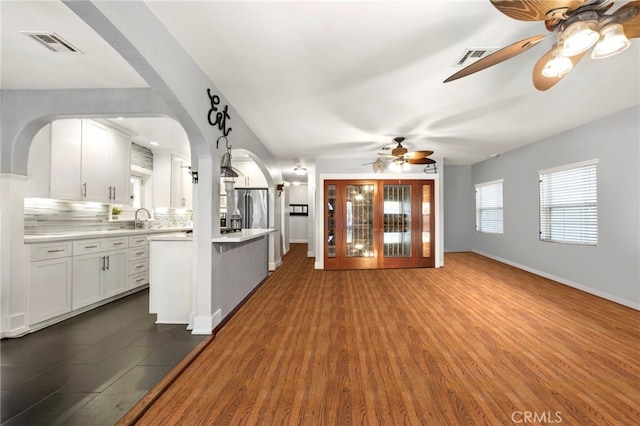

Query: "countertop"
<box><xmin>147</xmin><ymin>228</ymin><xmax>277</xmax><ymax>243</ymax></box>
<box><xmin>24</xmin><ymin>228</ymin><xmax>193</xmax><ymax>244</ymax></box>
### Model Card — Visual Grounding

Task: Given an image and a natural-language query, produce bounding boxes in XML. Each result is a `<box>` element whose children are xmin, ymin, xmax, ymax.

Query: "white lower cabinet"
<box><xmin>128</xmin><ymin>235</ymin><xmax>149</xmax><ymax>289</ymax></box>
<box><xmin>28</xmin><ymin>256</ymin><xmax>72</xmax><ymax>325</ymax></box>
<box><xmin>72</xmin><ymin>248</ymin><xmax>128</xmax><ymax>310</ymax></box>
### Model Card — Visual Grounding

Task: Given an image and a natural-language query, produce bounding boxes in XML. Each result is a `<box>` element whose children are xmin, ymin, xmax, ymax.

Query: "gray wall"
<box><xmin>443</xmin><ymin>165</ymin><xmax>473</xmax><ymax>252</ymax></box>
<box><xmin>471</xmin><ymin>106</ymin><xmax>639</xmax><ymax>308</ymax></box>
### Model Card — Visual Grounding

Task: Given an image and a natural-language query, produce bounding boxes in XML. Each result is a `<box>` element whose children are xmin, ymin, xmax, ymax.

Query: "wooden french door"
<box><xmin>325</xmin><ymin>179</ymin><xmax>435</xmax><ymax>270</ymax></box>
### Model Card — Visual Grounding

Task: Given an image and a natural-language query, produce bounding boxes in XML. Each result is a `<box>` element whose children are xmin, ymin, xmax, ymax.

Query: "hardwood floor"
<box><xmin>120</xmin><ymin>244</ymin><xmax>640</xmax><ymax>425</ymax></box>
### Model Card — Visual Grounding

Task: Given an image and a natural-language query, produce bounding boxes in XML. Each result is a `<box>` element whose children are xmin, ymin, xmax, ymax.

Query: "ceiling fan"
<box><xmin>363</xmin><ymin>137</ymin><xmax>437</xmax><ymax>173</ymax></box>
<box><xmin>444</xmin><ymin>0</ymin><xmax>640</xmax><ymax>90</ymax></box>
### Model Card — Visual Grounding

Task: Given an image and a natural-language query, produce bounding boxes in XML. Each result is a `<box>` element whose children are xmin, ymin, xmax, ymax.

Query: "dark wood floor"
<box><xmin>0</xmin><ymin>289</ymin><xmax>205</xmax><ymax>425</ymax></box>
<box><xmin>123</xmin><ymin>244</ymin><xmax>640</xmax><ymax>425</ymax></box>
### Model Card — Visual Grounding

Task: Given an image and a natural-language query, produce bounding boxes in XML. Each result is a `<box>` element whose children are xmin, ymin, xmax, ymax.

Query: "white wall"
<box><xmin>471</xmin><ymin>106</ymin><xmax>639</xmax><ymax>309</ymax></box>
<box><xmin>288</xmin><ymin>183</ymin><xmax>308</xmax><ymax>243</ymax></box>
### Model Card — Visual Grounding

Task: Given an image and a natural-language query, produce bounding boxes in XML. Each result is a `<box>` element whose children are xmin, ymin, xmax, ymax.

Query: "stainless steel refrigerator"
<box><xmin>235</xmin><ymin>188</ymin><xmax>269</xmax><ymax>229</ymax></box>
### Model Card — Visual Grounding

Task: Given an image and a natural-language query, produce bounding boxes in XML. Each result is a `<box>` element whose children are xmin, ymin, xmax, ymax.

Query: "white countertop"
<box><xmin>211</xmin><ymin>228</ymin><xmax>276</xmax><ymax>243</ymax></box>
<box><xmin>148</xmin><ymin>228</ymin><xmax>276</xmax><ymax>243</ymax></box>
<box><xmin>24</xmin><ymin>228</ymin><xmax>192</xmax><ymax>243</ymax></box>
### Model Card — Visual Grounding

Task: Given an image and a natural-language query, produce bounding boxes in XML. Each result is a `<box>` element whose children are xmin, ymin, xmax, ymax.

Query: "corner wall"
<box><xmin>443</xmin><ymin>165</ymin><xmax>473</xmax><ymax>252</ymax></box>
<box><xmin>471</xmin><ymin>106</ymin><xmax>640</xmax><ymax>309</ymax></box>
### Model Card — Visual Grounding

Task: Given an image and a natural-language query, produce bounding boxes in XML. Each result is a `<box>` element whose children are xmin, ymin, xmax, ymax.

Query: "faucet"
<box><xmin>134</xmin><ymin>208</ymin><xmax>151</xmax><ymax>230</ymax></box>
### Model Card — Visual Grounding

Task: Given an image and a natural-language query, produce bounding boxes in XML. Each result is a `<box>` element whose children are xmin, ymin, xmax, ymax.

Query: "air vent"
<box><xmin>454</xmin><ymin>48</ymin><xmax>497</xmax><ymax>67</ymax></box>
<box><xmin>22</xmin><ymin>32</ymin><xmax>82</xmax><ymax>53</ymax></box>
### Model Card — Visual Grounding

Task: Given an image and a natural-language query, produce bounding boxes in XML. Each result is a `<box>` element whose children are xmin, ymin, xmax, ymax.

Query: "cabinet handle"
<box><xmin>47</xmin><ymin>249</ymin><xmax>65</xmax><ymax>253</ymax></box>
<box><xmin>135</xmin><ymin>265</ymin><xmax>144</xmax><ymax>270</ymax></box>
<box><xmin>113</xmin><ymin>186</ymin><xmax>116</xmax><ymax>200</ymax></box>
<box><xmin>101</xmin><ymin>256</ymin><xmax>106</xmax><ymax>271</ymax></box>
<box><xmin>106</xmin><ymin>255</ymin><xmax>110</xmax><ymax>271</ymax></box>
<box><xmin>135</xmin><ymin>251</ymin><xmax>145</xmax><ymax>255</ymax></box>
<box><xmin>82</xmin><ymin>182</ymin><xmax>87</xmax><ymax>198</ymax></box>
<box><xmin>136</xmin><ymin>278</ymin><xmax>145</xmax><ymax>283</ymax></box>
<box><xmin>135</xmin><ymin>239</ymin><xmax>145</xmax><ymax>243</ymax></box>
<box><xmin>85</xmin><ymin>245</ymin><xmax>98</xmax><ymax>249</ymax></box>
<box><xmin>114</xmin><ymin>242</ymin><xmax>124</xmax><ymax>246</ymax></box>
<box><xmin>108</xmin><ymin>186</ymin><xmax>113</xmax><ymax>200</ymax></box>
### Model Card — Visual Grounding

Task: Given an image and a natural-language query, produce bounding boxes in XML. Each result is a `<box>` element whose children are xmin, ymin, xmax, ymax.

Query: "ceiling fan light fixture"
<box><xmin>591</xmin><ymin>23</ymin><xmax>631</xmax><ymax>59</ymax></box>
<box><xmin>561</xmin><ymin>21</ymin><xmax>599</xmax><ymax>56</ymax></box>
<box><xmin>542</xmin><ymin>46</ymin><xmax>573</xmax><ymax>77</ymax></box>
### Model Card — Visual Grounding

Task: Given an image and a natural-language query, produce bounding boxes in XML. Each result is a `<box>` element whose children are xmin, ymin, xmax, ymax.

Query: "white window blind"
<box><xmin>539</xmin><ymin>160</ymin><xmax>597</xmax><ymax>245</ymax></box>
<box><xmin>475</xmin><ymin>180</ymin><xmax>503</xmax><ymax>234</ymax></box>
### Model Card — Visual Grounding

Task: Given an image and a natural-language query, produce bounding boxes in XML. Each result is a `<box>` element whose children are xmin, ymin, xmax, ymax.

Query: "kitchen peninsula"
<box><xmin>148</xmin><ymin>228</ymin><xmax>275</xmax><ymax>329</ymax></box>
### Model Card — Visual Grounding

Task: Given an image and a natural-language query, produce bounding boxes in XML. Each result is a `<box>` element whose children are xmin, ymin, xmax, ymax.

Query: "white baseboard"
<box><xmin>269</xmin><ymin>259</ymin><xmax>283</xmax><ymax>271</ymax></box>
<box><xmin>191</xmin><ymin>308</ymin><xmax>221</xmax><ymax>335</ymax></box>
<box><xmin>472</xmin><ymin>249</ymin><xmax>640</xmax><ymax>311</ymax></box>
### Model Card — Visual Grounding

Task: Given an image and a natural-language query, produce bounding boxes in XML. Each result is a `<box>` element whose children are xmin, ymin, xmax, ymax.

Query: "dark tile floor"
<box><xmin>0</xmin><ymin>289</ymin><xmax>206</xmax><ymax>425</ymax></box>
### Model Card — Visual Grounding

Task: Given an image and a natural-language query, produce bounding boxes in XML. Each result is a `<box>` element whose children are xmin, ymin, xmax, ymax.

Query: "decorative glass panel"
<box><xmin>346</xmin><ymin>184</ymin><xmax>374</xmax><ymax>258</ymax></box>
<box><xmin>327</xmin><ymin>184</ymin><xmax>336</xmax><ymax>258</ymax></box>
<box><xmin>422</xmin><ymin>184</ymin><xmax>431</xmax><ymax>258</ymax></box>
<box><xmin>383</xmin><ymin>184</ymin><xmax>411</xmax><ymax>257</ymax></box>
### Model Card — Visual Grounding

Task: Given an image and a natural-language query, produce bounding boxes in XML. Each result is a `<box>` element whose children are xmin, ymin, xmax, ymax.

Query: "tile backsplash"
<box><xmin>24</xmin><ymin>198</ymin><xmax>192</xmax><ymax>235</ymax></box>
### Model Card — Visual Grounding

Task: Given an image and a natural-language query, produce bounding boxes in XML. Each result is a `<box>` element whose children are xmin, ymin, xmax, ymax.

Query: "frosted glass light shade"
<box><xmin>561</xmin><ymin>21</ymin><xmax>599</xmax><ymax>56</ymax></box>
<box><xmin>542</xmin><ymin>48</ymin><xmax>573</xmax><ymax>77</ymax></box>
<box><xmin>591</xmin><ymin>23</ymin><xmax>631</xmax><ymax>59</ymax></box>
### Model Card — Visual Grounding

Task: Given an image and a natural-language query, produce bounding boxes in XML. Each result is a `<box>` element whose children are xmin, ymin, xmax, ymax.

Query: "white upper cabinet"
<box><xmin>82</xmin><ymin>120</ymin><xmax>131</xmax><ymax>204</ymax></box>
<box><xmin>28</xmin><ymin>119</ymin><xmax>131</xmax><ymax>203</ymax></box>
<box><xmin>153</xmin><ymin>153</ymin><xmax>192</xmax><ymax>209</ymax></box>
<box><xmin>50</xmin><ymin>119</ymin><xmax>83</xmax><ymax>200</ymax></box>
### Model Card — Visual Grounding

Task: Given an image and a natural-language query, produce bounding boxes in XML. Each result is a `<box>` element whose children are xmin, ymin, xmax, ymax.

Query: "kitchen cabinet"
<box><xmin>152</xmin><ymin>153</ymin><xmax>192</xmax><ymax>209</ymax></box>
<box><xmin>27</xmin><ymin>242</ymin><xmax>72</xmax><ymax>325</ymax></box>
<box><xmin>171</xmin><ymin>155</ymin><xmax>192</xmax><ymax>209</ymax></box>
<box><xmin>81</xmin><ymin>120</ymin><xmax>131</xmax><ymax>204</ymax></box>
<box><xmin>324</xmin><ymin>179</ymin><xmax>435</xmax><ymax>270</ymax></box>
<box><xmin>72</xmin><ymin>237</ymin><xmax>129</xmax><ymax>310</ymax></box>
<box><xmin>36</xmin><ymin>119</ymin><xmax>130</xmax><ymax>203</ymax></box>
<box><xmin>128</xmin><ymin>235</ymin><xmax>149</xmax><ymax>290</ymax></box>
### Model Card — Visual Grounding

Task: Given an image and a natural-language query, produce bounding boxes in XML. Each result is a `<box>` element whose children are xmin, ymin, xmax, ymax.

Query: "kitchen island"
<box><xmin>148</xmin><ymin>229</ymin><xmax>276</xmax><ymax>330</ymax></box>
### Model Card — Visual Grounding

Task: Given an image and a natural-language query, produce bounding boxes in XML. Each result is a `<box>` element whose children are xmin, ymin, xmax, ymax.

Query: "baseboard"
<box><xmin>472</xmin><ymin>249</ymin><xmax>640</xmax><ymax>311</ymax></box>
<box><xmin>191</xmin><ymin>309</ymin><xmax>221</xmax><ymax>335</ymax></box>
<box><xmin>269</xmin><ymin>259</ymin><xmax>283</xmax><ymax>271</ymax></box>
<box><xmin>307</xmin><ymin>250</ymin><xmax>315</xmax><ymax>258</ymax></box>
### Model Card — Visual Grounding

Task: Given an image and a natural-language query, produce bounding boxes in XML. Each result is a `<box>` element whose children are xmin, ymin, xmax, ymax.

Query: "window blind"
<box><xmin>539</xmin><ymin>160</ymin><xmax>597</xmax><ymax>245</ymax></box>
<box><xmin>475</xmin><ymin>180</ymin><xmax>503</xmax><ymax>234</ymax></box>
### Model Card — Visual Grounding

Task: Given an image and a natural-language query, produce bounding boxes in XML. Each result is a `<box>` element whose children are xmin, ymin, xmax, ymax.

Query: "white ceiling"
<box><xmin>2</xmin><ymin>1</ymin><xmax>639</xmax><ymax>181</ymax></box>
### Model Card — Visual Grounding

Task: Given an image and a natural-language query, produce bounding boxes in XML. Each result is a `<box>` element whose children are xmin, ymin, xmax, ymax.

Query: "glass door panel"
<box><xmin>383</xmin><ymin>184</ymin><xmax>411</xmax><ymax>258</ymax></box>
<box><xmin>421</xmin><ymin>183</ymin><xmax>432</xmax><ymax>258</ymax></box>
<box><xmin>327</xmin><ymin>184</ymin><xmax>336</xmax><ymax>258</ymax></box>
<box><xmin>345</xmin><ymin>184</ymin><xmax>374</xmax><ymax>258</ymax></box>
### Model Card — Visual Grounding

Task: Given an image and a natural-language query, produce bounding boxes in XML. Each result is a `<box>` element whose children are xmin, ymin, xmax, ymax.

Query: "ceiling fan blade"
<box><xmin>407</xmin><ymin>150</ymin><xmax>434</xmax><ymax>160</ymax></box>
<box><xmin>532</xmin><ymin>48</ymin><xmax>588</xmax><ymax>91</ymax></box>
<box><xmin>407</xmin><ymin>158</ymin><xmax>436</xmax><ymax>165</ymax></box>
<box><xmin>490</xmin><ymin>0</ymin><xmax>586</xmax><ymax>21</ymax></box>
<box><xmin>620</xmin><ymin>1</ymin><xmax>640</xmax><ymax>38</ymax></box>
<box><xmin>444</xmin><ymin>34</ymin><xmax>547</xmax><ymax>83</ymax></box>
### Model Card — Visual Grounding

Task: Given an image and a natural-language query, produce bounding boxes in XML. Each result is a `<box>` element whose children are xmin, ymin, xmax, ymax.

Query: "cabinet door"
<box><xmin>50</xmin><ymin>119</ymin><xmax>82</xmax><ymax>200</ymax></box>
<box><xmin>82</xmin><ymin>120</ymin><xmax>112</xmax><ymax>202</ymax></box>
<box><xmin>110</xmin><ymin>129</ymin><xmax>131</xmax><ymax>204</ymax></box>
<box><xmin>102</xmin><ymin>250</ymin><xmax>128</xmax><ymax>298</ymax></box>
<box><xmin>72</xmin><ymin>253</ymin><xmax>103</xmax><ymax>310</ymax></box>
<box><xmin>29</xmin><ymin>257</ymin><xmax>72</xmax><ymax>325</ymax></box>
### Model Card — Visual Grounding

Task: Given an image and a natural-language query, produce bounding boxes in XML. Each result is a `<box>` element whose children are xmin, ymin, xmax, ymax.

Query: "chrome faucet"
<box><xmin>134</xmin><ymin>208</ymin><xmax>151</xmax><ymax>230</ymax></box>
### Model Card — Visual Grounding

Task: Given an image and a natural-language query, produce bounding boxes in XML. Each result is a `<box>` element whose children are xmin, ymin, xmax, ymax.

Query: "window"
<box><xmin>539</xmin><ymin>160</ymin><xmax>597</xmax><ymax>245</ymax></box>
<box><xmin>475</xmin><ymin>179</ymin><xmax>503</xmax><ymax>234</ymax></box>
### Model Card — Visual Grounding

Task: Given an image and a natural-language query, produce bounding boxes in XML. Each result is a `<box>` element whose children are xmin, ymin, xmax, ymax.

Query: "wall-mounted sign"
<box><xmin>207</xmin><ymin>89</ymin><xmax>232</xmax><ymax>137</ymax></box>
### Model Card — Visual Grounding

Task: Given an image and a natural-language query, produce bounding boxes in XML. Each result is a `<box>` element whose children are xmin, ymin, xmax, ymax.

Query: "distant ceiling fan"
<box><xmin>363</xmin><ymin>137</ymin><xmax>437</xmax><ymax>173</ymax></box>
<box><xmin>444</xmin><ymin>0</ymin><xmax>640</xmax><ymax>90</ymax></box>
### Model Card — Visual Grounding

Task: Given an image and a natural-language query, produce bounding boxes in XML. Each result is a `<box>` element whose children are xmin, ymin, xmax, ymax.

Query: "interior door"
<box><xmin>380</xmin><ymin>181</ymin><xmax>414</xmax><ymax>268</ymax></box>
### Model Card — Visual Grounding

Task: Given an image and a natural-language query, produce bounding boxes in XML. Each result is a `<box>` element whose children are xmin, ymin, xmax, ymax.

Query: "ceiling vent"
<box><xmin>22</xmin><ymin>32</ymin><xmax>82</xmax><ymax>53</ymax></box>
<box><xmin>454</xmin><ymin>48</ymin><xmax>497</xmax><ymax>67</ymax></box>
